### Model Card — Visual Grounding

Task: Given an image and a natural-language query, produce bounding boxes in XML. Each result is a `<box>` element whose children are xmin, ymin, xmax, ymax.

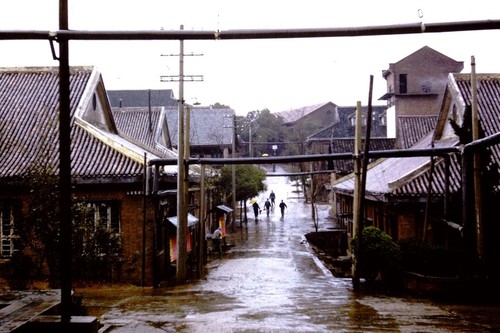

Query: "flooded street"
<box><xmin>78</xmin><ymin>167</ymin><xmax>500</xmax><ymax>332</ymax></box>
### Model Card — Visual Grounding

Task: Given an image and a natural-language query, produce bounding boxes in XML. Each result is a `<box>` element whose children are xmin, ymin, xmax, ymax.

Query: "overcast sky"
<box><xmin>1</xmin><ymin>0</ymin><xmax>499</xmax><ymax>115</ymax></box>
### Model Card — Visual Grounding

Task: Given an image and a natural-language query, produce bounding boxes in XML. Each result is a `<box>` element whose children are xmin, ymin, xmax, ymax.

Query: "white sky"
<box><xmin>1</xmin><ymin>0</ymin><xmax>499</xmax><ymax>115</ymax></box>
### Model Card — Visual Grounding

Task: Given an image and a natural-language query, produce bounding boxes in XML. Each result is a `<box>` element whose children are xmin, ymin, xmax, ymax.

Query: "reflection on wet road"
<box><xmin>79</xmin><ymin>167</ymin><xmax>500</xmax><ymax>332</ymax></box>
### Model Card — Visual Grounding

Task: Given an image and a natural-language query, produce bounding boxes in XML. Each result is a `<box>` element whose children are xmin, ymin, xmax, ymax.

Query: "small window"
<box><xmin>92</xmin><ymin>93</ymin><xmax>97</xmax><ymax>110</ymax></box>
<box><xmin>379</xmin><ymin>114</ymin><xmax>386</xmax><ymax>126</ymax></box>
<box><xmin>1</xmin><ymin>201</ymin><xmax>20</xmax><ymax>258</ymax></box>
<box><xmin>399</xmin><ymin>74</ymin><xmax>407</xmax><ymax>94</ymax></box>
<box><xmin>451</xmin><ymin>104</ymin><xmax>457</xmax><ymax>122</ymax></box>
<box><xmin>81</xmin><ymin>201</ymin><xmax>121</xmax><ymax>233</ymax></box>
<box><xmin>349</xmin><ymin>115</ymin><xmax>367</xmax><ymax>127</ymax></box>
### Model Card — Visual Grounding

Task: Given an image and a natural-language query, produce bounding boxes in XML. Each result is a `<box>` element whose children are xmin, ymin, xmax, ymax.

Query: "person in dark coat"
<box><xmin>279</xmin><ymin>200</ymin><xmax>287</xmax><ymax>218</ymax></box>
<box><xmin>264</xmin><ymin>199</ymin><xmax>271</xmax><ymax>216</ymax></box>
<box><xmin>269</xmin><ymin>190</ymin><xmax>276</xmax><ymax>207</ymax></box>
<box><xmin>252</xmin><ymin>201</ymin><xmax>260</xmax><ymax>220</ymax></box>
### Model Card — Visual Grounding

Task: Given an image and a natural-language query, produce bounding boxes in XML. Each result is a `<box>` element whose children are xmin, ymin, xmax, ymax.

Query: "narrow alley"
<box><xmin>79</xmin><ymin>167</ymin><xmax>500</xmax><ymax>332</ymax></box>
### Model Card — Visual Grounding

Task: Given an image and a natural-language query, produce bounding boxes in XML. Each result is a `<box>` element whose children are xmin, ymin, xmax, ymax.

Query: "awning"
<box><xmin>217</xmin><ymin>205</ymin><xmax>233</xmax><ymax>213</ymax></box>
<box><xmin>167</xmin><ymin>213</ymin><xmax>199</xmax><ymax>228</ymax></box>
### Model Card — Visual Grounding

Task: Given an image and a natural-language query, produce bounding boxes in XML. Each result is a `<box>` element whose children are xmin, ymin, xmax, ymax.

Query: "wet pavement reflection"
<box><xmin>79</xmin><ymin>167</ymin><xmax>500</xmax><ymax>332</ymax></box>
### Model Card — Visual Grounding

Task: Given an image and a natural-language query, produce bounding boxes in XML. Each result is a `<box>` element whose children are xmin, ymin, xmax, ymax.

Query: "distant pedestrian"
<box><xmin>264</xmin><ymin>199</ymin><xmax>271</xmax><ymax>216</ymax></box>
<box><xmin>269</xmin><ymin>190</ymin><xmax>276</xmax><ymax>207</ymax></box>
<box><xmin>279</xmin><ymin>200</ymin><xmax>287</xmax><ymax>218</ymax></box>
<box><xmin>252</xmin><ymin>201</ymin><xmax>260</xmax><ymax>220</ymax></box>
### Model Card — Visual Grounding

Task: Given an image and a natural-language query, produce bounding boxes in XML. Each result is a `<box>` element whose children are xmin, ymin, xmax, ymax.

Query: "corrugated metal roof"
<box><xmin>0</xmin><ymin>67</ymin><xmax>145</xmax><ymax>181</ymax></box>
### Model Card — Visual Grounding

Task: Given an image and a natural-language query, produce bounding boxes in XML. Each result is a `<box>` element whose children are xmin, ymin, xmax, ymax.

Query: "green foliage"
<box><xmin>353</xmin><ymin>226</ymin><xmax>402</xmax><ymax>284</ymax></box>
<box><xmin>72</xmin><ymin>202</ymin><xmax>124</xmax><ymax>282</ymax></box>
<box><xmin>22</xmin><ymin>165</ymin><xmax>61</xmax><ymax>287</ymax></box>
<box><xmin>238</xmin><ymin>109</ymin><xmax>285</xmax><ymax>156</ymax></box>
<box><xmin>213</xmin><ymin>165</ymin><xmax>267</xmax><ymax>204</ymax></box>
<box><xmin>19</xmin><ymin>164</ymin><xmax>124</xmax><ymax>284</ymax></box>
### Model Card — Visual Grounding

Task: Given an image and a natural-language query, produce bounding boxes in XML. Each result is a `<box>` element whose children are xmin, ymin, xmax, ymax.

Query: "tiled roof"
<box><xmin>112</xmin><ymin>107</ymin><xmax>177</xmax><ymax>157</ymax></box>
<box><xmin>164</xmin><ymin>107</ymin><xmax>235</xmax><ymax>147</ymax></box>
<box><xmin>328</xmin><ymin>138</ymin><xmax>395</xmax><ymax>174</ymax></box>
<box><xmin>307</xmin><ymin>105</ymin><xmax>388</xmax><ymax>139</ymax></box>
<box><xmin>332</xmin><ymin>73</ymin><xmax>500</xmax><ymax>200</ymax></box>
<box><xmin>0</xmin><ymin>67</ymin><xmax>144</xmax><ymax>182</ymax></box>
<box><xmin>275</xmin><ymin>102</ymin><xmax>329</xmax><ymax>124</ymax></box>
<box><xmin>398</xmin><ymin>116</ymin><xmax>437</xmax><ymax>149</ymax></box>
<box><xmin>107</xmin><ymin>89</ymin><xmax>177</xmax><ymax>108</ymax></box>
<box><xmin>332</xmin><ymin>134</ymin><xmax>459</xmax><ymax>201</ymax></box>
<box><xmin>454</xmin><ymin>73</ymin><xmax>500</xmax><ymax>163</ymax></box>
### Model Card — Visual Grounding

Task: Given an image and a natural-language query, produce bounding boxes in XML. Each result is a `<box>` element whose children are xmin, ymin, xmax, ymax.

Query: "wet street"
<box><xmin>79</xmin><ymin>167</ymin><xmax>500</xmax><ymax>332</ymax></box>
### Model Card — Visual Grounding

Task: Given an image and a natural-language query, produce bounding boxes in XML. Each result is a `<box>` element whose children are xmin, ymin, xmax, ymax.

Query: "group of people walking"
<box><xmin>252</xmin><ymin>190</ymin><xmax>287</xmax><ymax>220</ymax></box>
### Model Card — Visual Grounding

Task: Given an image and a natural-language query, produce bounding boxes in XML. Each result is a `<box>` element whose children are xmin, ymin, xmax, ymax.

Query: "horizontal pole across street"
<box><xmin>0</xmin><ymin>20</ymin><xmax>499</xmax><ymax>41</ymax></box>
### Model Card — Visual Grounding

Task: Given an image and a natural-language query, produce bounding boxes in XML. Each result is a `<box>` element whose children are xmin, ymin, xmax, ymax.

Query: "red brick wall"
<box><xmin>73</xmin><ymin>187</ymin><xmax>156</xmax><ymax>285</ymax></box>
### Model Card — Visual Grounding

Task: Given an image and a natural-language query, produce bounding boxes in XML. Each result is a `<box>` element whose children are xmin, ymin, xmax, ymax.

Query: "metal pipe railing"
<box><xmin>1</xmin><ymin>19</ymin><xmax>499</xmax><ymax>41</ymax></box>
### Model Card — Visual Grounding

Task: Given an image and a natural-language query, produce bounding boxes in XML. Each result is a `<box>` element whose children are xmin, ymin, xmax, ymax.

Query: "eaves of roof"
<box><xmin>332</xmin><ymin>72</ymin><xmax>500</xmax><ymax>201</ymax></box>
<box><xmin>331</xmin><ymin>133</ymin><xmax>460</xmax><ymax>200</ymax></box>
<box><xmin>0</xmin><ymin>67</ymin><xmax>157</xmax><ymax>183</ymax></box>
<box><xmin>112</xmin><ymin>106</ymin><xmax>178</xmax><ymax>158</ymax></box>
<box><xmin>275</xmin><ymin>102</ymin><xmax>331</xmax><ymax>124</ymax></box>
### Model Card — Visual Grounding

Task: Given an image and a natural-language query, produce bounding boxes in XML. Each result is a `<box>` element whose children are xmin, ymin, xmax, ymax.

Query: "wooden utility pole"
<box><xmin>351</xmin><ymin>101</ymin><xmax>362</xmax><ymax>291</ymax></box>
<box><xmin>176</xmin><ymin>27</ymin><xmax>187</xmax><ymax>282</ymax></box>
<box><xmin>198</xmin><ymin>164</ymin><xmax>206</xmax><ymax>275</ymax></box>
<box><xmin>160</xmin><ymin>26</ymin><xmax>203</xmax><ymax>283</ymax></box>
<box><xmin>471</xmin><ymin>56</ymin><xmax>484</xmax><ymax>260</ymax></box>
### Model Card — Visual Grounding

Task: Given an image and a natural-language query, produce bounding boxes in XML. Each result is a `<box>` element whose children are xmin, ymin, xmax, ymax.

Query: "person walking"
<box><xmin>264</xmin><ymin>199</ymin><xmax>271</xmax><ymax>217</ymax></box>
<box><xmin>252</xmin><ymin>201</ymin><xmax>260</xmax><ymax>220</ymax></box>
<box><xmin>269</xmin><ymin>190</ymin><xmax>276</xmax><ymax>207</ymax></box>
<box><xmin>212</xmin><ymin>227</ymin><xmax>222</xmax><ymax>253</ymax></box>
<box><xmin>279</xmin><ymin>200</ymin><xmax>287</xmax><ymax>218</ymax></box>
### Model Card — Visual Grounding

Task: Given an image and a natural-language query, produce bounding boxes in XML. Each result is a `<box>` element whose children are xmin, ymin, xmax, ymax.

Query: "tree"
<box><xmin>18</xmin><ymin>130</ymin><xmax>124</xmax><ymax>285</ymax></box>
<box><xmin>212</xmin><ymin>165</ymin><xmax>267</xmax><ymax>222</ymax></box>
<box><xmin>238</xmin><ymin>109</ymin><xmax>285</xmax><ymax>157</ymax></box>
<box><xmin>211</xmin><ymin>102</ymin><xmax>231</xmax><ymax>109</ymax></box>
<box><xmin>72</xmin><ymin>202</ymin><xmax>124</xmax><ymax>281</ymax></box>
<box><xmin>215</xmin><ymin>165</ymin><xmax>266</xmax><ymax>203</ymax></box>
<box><xmin>22</xmin><ymin>158</ymin><xmax>61</xmax><ymax>287</ymax></box>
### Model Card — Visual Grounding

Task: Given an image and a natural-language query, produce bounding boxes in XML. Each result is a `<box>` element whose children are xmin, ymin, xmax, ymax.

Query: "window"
<box><xmin>349</xmin><ymin>114</ymin><xmax>367</xmax><ymax>127</ymax></box>
<box><xmin>399</xmin><ymin>74</ymin><xmax>407</xmax><ymax>94</ymax></box>
<box><xmin>1</xmin><ymin>201</ymin><xmax>19</xmax><ymax>258</ymax></box>
<box><xmin>82</xmin><ymin>201</ymin><xmax>121</xmax><ymax>233</ymax></box>
<box><xmin>379</xmin><ymin>114</ymin><xmax>386</xmax><ymax>126</ymax></box>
